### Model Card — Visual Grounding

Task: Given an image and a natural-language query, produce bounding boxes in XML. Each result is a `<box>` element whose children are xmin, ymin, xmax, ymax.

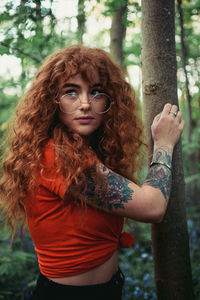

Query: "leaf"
<box><xmin>0</xmin><ymin>262</ymin><xmax>11</xmax><ymax>276</ymax></box>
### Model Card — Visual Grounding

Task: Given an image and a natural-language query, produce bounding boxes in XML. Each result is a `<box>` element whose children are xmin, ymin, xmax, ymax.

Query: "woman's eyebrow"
<box><xmin>91</xmin><ymin>83</ymin><xmax>103</xmax><ymax>88</ymax></box>
<box><xmin>61</xmin><ymin>83</ymin><xmax>80</xmax><ymax>89</ymax></box>
<box><xmin>61</xmin><ymin>83</ymin><xmax>103</xmax><ymax>89</ymax></box>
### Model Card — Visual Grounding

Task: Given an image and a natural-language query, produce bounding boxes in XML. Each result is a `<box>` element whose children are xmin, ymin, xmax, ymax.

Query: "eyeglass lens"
<box><xmin>59</xmin><ymin>94</ymin><xmax>111</xmax><ymax>114</ymax></box>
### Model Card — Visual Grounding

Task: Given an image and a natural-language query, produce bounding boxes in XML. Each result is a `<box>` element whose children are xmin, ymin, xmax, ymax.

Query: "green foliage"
<box><xmin>119</xmin><ymin>222</ymin><xmax>156</xmax><ymax>300</ymax></box>
<box><xmin>186</xmin><ymin>205</ymin><xmax>200</xmax><ymax>300</ymax></box>
<box><xmin>0</xmin><ymin>0</ymin><xmax>75</xmax><ymax>88</ymax></box>
<box><xmin>124</xmin><ymin>34</ymin><xmax>141</xmax><ymax>66</ymax></box>
<box><xmin>0</xmin><ymin>0</ymin><xmax>199</xmax><ymax>298</ymax></box>
<box><xmin>100</xmin><ymin>0</ymin><xmax>140</xmax><ymax>17</ymax></box>
<box><xmin>99</xmin><ymin>0</ymin><xmax>127</xmax><ymax>15</ymax></box>
<box><xmin>0</xmin><ymin>78</ymin><xmax>18</xmax><ymax>143</ymax></box>
<box><xmin>0</xmin><ymin>222</ymin><xmax>38</xmax><ymax>300</ymax></box>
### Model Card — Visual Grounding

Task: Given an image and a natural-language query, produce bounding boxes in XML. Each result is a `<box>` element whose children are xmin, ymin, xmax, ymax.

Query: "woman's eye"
<box><xmin>91</xmin><ymin>89</ymin><xmax>103</xmax><ymax>96</ymax></box>
<box><xmin>63</xmin><ymin>90</ymin><xmax>77</xmax><ymax>97</ymax></box>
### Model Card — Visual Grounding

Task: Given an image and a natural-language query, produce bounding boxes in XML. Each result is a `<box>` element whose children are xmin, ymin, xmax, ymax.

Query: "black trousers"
<box><xmin>30</xmin><ymin>268</ymin><xmax>125</xmax><ymax>300</ymax></box>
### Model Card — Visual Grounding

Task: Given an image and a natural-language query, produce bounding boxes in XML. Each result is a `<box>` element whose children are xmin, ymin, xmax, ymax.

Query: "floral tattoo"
<box><xmin>82</xmin><ymin>146</ymin><xmax>172</xmax><ymax>211</ymax></box>
<box><xmin>83</xmin><ymin>164</ymin><xmax>133</xmax><ymax>210</ymax></box>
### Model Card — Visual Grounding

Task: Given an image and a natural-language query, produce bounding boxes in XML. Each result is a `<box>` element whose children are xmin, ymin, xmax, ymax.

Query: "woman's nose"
<box><xmin>79</xmin><ymin>94</ymin><xmax>91</xmax><ymax>110</ymax></box>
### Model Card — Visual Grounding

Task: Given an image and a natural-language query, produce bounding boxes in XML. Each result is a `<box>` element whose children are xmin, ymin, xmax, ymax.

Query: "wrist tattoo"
<box><xmin>145</xmin><ymin>147</ymin><xmax>172</xmax><ymax>200</ymax></box>
<box><xmin>150</xmin><ymin>146</ymin><xmax>172</xmax><ymax>169</ymax></box>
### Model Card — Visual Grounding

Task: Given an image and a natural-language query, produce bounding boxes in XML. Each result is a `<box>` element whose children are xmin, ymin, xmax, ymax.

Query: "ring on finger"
<box><xmin>169</xmin><ymin>111</ymin><xmax>177</xmax><ymax>116</ymax></box>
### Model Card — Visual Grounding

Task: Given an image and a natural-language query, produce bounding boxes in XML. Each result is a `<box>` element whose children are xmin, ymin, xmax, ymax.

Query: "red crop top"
<box><xmin>25</xmin><ymin>139</ymin><xmax>134</xmax><ymax>277</ymax></box>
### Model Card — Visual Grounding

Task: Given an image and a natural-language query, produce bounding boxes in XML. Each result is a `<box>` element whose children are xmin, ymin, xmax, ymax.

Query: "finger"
<box><xmin>179</xmin><ymin>120</ymin><xmax>185</xmax><ymax>132</ymax></box>
<box><xmin>168</xmin><ymin>105</ymin><xmax>178</xmax><ymax>117</ymax></box>
<box><xmin>175</xmin><ymin>111</ymin><xmax>182</xmax><ymax>122</ymax></box>
<box><xmin>154</xmin><ymin>113</ymin><xmax>162</xmax><ymax>122</ymax></box>
<box><xmin>170</xmin><ymin>105</ymin><xmax>178</xmax><ymax>114</ymax></box>
<box><xmin>161</xmin><ymin>103</ymin><xmax>172</xmax><ymax>117</ymax></box>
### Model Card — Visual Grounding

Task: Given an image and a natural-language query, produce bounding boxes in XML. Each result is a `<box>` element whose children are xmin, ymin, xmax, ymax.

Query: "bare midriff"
<box><xmin>47</xmin><ymin>250</ymin><xmax>119</xmax><ymax>286</ymax></box>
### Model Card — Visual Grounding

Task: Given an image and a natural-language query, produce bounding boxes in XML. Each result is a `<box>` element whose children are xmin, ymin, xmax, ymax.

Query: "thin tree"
<box><xmin>177</xmin><ymin>0</ymin><xmax>199</xmax><ymax>206</ymax></box>
<box><xmin>177</xmin><ymin>0</ymin><xmax>193</xmax><ymax>142</ymax></box>
<box><xmin>110</xmin><ymin>0</ymin><xmax>128</xmax><ymax>70</ymax></box>
<box><xmin>35</xmin><ymin>0</ymin><xmax>42</xmax><ymax>35</ymax></box>
<box><xmin>141</xmin><ymin>0</ymin><xmax>194</xmax><ymax>299</ymax></box>
<box><xmin>77</xmin><ymin>0</ymin><xmax>86</xmax><ymax>44</ymax></box>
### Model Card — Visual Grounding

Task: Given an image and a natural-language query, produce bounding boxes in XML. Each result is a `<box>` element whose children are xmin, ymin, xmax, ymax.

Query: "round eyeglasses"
<box><xmin>57</xmin><ymin>93</ymin><xmax>112</xmax><ymax>114</ymax></box>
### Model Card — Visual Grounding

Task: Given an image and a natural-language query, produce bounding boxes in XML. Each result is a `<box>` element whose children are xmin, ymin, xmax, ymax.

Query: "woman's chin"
<box><xmin>74</xmin><ymin>128</ymin><xmax>96</xmax><ymax>137</ymax></box>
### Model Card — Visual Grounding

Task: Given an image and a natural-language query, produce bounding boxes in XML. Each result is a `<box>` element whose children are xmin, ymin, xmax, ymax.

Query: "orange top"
<box><xmin>25</xmin><ymin>140</ymin><xmax>134</xmax><ymax>277</ymax></box>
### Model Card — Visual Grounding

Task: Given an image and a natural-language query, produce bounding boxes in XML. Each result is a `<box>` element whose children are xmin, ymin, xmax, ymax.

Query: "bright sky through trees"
<box><xmin>0</xmin><ymin>0</ymin><xmax>141</xmax><ymax>93</ymax></box>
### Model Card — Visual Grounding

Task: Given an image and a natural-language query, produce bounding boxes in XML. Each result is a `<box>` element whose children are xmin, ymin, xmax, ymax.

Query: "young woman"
<box><xmin>0</xmin><ymin>45</ymin><xmax>184</xmax><ymax>300</ymax></box>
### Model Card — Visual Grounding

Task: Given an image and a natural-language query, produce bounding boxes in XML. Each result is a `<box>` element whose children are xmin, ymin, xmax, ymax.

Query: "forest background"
<box><xmin>0</xmin><ymin>0</ymin><xmax>199</xmax><ymax>299</ymax></box>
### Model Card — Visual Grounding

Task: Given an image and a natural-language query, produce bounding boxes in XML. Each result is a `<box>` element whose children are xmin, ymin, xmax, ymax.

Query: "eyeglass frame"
<box><xmin>56</xmin><ymin>92</ymin><xmax>112</xmax><ymax>115</ymax></box>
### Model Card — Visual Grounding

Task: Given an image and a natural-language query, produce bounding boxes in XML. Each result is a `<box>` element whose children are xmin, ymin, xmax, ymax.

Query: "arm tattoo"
<box><xmin>83</xmin><ymin>164</ymin><xmax>134</xmax><ymax>210</ymax></box>
<box><xmin>144</xmin><ymin>165</ymin><xmax>172</xmax><ymax>200</ymax></box>
<box><xmin>144</xmin><ymin>147</ymin><xmax>172</xmax><ymax>200</ymax></box>
<box><xmin>151</xmin><ymin>146</ymin><xmax>172</xmax><ymax>169</ymax></box>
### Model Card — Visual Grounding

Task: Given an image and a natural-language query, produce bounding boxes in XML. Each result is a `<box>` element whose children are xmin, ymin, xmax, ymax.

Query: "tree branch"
<box><xmin>0</xmin><ymin>42</ymin><xmax>41</xmax><ymax>64</ymax></box>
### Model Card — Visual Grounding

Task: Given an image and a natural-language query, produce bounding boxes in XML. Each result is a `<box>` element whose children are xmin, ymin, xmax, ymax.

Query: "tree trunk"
<box><xmin>141</xmin><ymin>1</ymin><xmax>194</xmax><ymax>299</ymax></box>
<box><xmin>35</xmin><ymin>0</ymin><xmax>42</xmax><ymax>34</ymax></box>
<box><xmin>20</xmin><ymin>0</ymin><xmax>26</xmax><ymax>6</ymax></box>
<box><xmin>177</xmin><ymin>0</ymin><xmax>192</xmax><ymax>142</ymax></box>
<box><xmin>110</xmin><ymin>0</ymin><xmax>128</xmax><ymax>70</ymax></box>
<box><xmin>177</xmin><ymin>0</ymin><xmax>199</xmax><ymax>206</ymax></box>
<box><xmin>77</xmin><ymin>0</ymin><xmax>86</xmax><ymax>44</ymax></box>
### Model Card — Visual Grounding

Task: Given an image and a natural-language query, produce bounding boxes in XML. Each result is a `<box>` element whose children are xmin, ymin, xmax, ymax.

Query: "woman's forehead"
<box><xmin>60</xmin><ymin>70</ymin><xmax>103</xmax><ymax>88</ymax></box>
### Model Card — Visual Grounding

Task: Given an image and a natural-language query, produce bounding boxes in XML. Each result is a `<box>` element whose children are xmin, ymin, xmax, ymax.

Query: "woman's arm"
<box><xmin>82</xmin><ymin>103</ymin><xmax>184</xmax><ymax>223</ymax></box>
<box><xmin>83</xmin><ymin>146</ymin><xmax>172</xmax><ymax>223</ymax></box>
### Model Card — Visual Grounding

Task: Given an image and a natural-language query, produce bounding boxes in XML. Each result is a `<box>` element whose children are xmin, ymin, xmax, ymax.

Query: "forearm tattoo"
<box><xmin>83</xmin><ymin>164</ymin><xmax>133</xmax><ymax>210</ymax></box>
<box><xmin>151</xmin><ymin>146</ymin><xmax>172</xmax><ymax>170</ymax></box>
<box><xmin>144</xmin><ymin>147</ymin><xmax>172</xmax><ymax>200</ymax></box>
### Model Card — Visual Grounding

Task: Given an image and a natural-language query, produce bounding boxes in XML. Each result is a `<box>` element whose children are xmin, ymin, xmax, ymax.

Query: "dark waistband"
<box><xmin>39</xmin><ymin>267</ymin><xmax>125</xmax><ymax>290</ymax></box>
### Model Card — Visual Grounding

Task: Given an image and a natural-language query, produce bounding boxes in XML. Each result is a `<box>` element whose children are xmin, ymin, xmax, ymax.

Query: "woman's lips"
<box><xmin>75</xmin><ymin>117</ymin><xmax>94</xmax><ymax>124</ymax></box>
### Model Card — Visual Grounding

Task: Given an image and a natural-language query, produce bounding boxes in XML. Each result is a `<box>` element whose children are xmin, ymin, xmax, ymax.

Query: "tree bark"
<box><xmin>110</xmin><ymin>0</ymin><xmax>128</xmax><ymax>70</ymax></box>
<box><xmin>141</xmin><ymin>1</ymin><xmax>194</xmax><ymax>299</ymax></box>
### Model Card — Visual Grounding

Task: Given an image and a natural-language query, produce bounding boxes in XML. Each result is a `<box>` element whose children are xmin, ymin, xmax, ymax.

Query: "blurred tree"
<box><xmin>177</xmin><ymin>0</ymin><xmax>200</xmax><ymax>206</ymax></box>
<box><xmin>141</xmin><ymin>0</ymin><xmax>194</xmax><ymax>299</ymax></box>
<box><xmin>77</xmin><ymin>0</ymin><xmax>86</xmax><ymax>44</ymax></box>
<box><xmin>110</xmin><ymin>0</ymin><xmax>128</xmax><ymax>70</ymax></box>
<box><xmin>123</xmin><ymin>1</ymin><xmax>141</xmax><ymax>69</ymax></box>
<box><xmin>177</xmin><ymin>0</ymin><xmax>192</xmax><ymax>142</ymax></box>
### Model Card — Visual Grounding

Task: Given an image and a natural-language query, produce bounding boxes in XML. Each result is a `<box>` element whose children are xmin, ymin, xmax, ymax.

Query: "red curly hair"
<box><xmin>0</xmin><ymin>45</ymin><xmax>144</xmax><ymax>240</ymax></box>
